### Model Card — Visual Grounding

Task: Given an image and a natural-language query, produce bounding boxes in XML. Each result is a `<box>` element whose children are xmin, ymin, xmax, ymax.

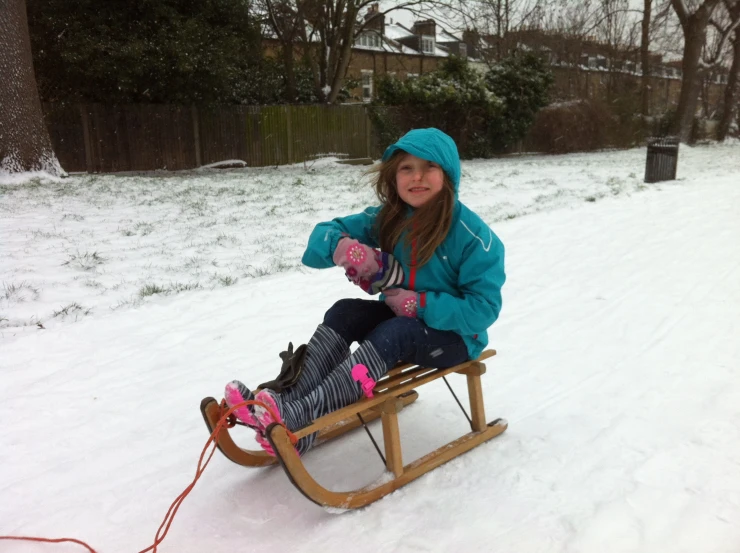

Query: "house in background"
<box><xmin>347</xmin><ymin>5</ymin><xmax>475</xmax><ymax>102</ymax></box>
<box><xmin>462</xmin><ymin>26</ymin><xmax>728</xmax><ymax>117</ymax></box>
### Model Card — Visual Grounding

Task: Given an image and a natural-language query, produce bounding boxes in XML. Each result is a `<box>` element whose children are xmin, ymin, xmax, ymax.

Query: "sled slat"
<box><xmin>200</xmin><ymin>392</ymin><xmax>419</xmax><ymax>467</ymax></box>
<box><xmin>295</xmin><ymin>351</ymin><xmax>495</xmax><ymax>437</ymax></box>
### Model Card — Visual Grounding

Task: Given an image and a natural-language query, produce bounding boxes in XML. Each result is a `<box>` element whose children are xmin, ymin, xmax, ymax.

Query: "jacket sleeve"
<box><xmin>301</xmin><ymin>206</ymin><xmax>381</xmax><ymax>269</ymax></box>
<box><xmin>418</xmin><ymin>229</ymin><xmax>505</xmax><ymax>336</ymax></box>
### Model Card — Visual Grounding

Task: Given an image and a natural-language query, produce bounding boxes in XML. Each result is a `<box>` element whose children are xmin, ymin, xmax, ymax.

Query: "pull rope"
<box><xmin>0</xmin><ymin>536</ymin><xmax>98</xmax><ymax>553</ymax></box>
<box><xmin>0</xmin><ymin>398</ymin><xmax>294</xmax><ymax>553</ymax></box>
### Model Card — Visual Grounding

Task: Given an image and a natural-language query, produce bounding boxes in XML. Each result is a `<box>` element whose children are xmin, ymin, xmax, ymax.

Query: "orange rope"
<box><xmin>0</xmin><ymin>398</ymin><xmax>296</xmax><ymax>553</ymax></box>
<box><xmin>0</xmin><ymin>536</ymin><xmax>98</xmax><ymax>552</ymax></box>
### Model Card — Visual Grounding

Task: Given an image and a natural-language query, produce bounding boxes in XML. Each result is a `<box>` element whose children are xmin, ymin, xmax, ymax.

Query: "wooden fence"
<box><xmin>43</xmin><ymin>103</ymin><xmax>374</xmax><ymax>173</ymax></box>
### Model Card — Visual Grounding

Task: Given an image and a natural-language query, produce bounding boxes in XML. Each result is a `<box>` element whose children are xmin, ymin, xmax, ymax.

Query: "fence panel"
<box><xmin>44</xmin><ymin>103</ymin><xmax>373</xmax><ymax>173</ymax></box>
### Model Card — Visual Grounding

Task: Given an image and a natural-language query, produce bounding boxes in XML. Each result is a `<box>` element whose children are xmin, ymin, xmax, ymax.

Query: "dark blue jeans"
<box><xmin>323</xmin><ymin>298</ymin><xmax>468</xmax><ymax>370</ymax></box>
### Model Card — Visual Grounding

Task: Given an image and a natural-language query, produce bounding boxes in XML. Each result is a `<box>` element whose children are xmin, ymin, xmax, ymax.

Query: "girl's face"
<box><xmin>395</xmin><ymin>154</ymin><xmax>444</xmax><ymax>208</ymax></box>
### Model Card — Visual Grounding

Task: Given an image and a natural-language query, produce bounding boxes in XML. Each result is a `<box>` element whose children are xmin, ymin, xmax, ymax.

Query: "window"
<box><xmin>421</xmin><ymin>36</ymin><xmax>435</xmax><ymax>54</ymax></box>
<box><xmin>357</xmin><ymin>32</ymin><xmax>381</xmax><ymax>48</ymax></box>
<box><xmin>361</xmin><ymin>70</ymin><xmax>373</xmax><ymax>102</ymax></box>
<box><xmin>458</xmin><ymin>43</ymin><xmax>467</xmax><ymax>58</ymax></box>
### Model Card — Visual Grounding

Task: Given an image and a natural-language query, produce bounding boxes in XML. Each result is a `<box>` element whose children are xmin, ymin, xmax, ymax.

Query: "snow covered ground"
<box><xmin>1</xmin><ymin>143</ymin><xmax>739</xmax><ymax>552</ymax></box>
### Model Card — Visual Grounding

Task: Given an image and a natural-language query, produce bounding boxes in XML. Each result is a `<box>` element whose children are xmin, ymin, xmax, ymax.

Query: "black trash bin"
<box><xmin>644</xmin><ymin>137</ymin><xmax>679</xmax><ymax>183</ymax></box>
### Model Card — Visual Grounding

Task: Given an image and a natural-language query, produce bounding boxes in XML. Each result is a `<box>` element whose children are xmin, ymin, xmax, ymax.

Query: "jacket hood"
<box><xmin>381</xmin><ymin>128</ymin><xmax>461</xmax><ymax>197</ymax></box>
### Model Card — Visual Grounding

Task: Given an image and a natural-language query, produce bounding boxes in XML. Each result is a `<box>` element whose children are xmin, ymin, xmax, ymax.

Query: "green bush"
<box><xmin>27</xmin><ymin>0</ymin><xmax>346</xmax><ymax>105</ymax></box>
<box><xmin>373</xmin><ymin>54</ymin><xmax>552</xmax><ymax>157</ymax></box>
<box><xmin>373</xmin><ymin>57</ymin><xmax>502</xmax><ymax>157</ymax></box>
<box><xmin>485</xmin><ymin>53</ymin><xmax>554</xmax><ymax>151</ymax></box>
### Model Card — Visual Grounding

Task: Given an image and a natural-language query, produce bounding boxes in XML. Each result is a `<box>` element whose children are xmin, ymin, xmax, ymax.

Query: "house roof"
<box><xmin>437</xmin><ymin>27</ymin><xmax>462</xmax><ymax>43</ymax></box>
<box><xmin>384</xmin><ymin>23</ymin><xmax>415</xmax><ymax>41</ymax></box>
<box><xmin>263</xmin><ymin>15</ymin><xmax>468</xmax><ymax>59</ymax></box>
<box><xmin>382</xmin><ymin>22</ymin><xmax>459</xmax><ymax>57</ymax></box>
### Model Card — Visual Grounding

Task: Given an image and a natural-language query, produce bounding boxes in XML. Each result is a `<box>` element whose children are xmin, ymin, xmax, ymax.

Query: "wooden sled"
<box><xmin>202</xmin><ymin>349</ymin><xmax>507</xmax><ymax>508</ymax></box>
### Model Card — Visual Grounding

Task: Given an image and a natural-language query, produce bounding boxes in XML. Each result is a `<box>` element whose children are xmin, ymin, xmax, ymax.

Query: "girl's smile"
<box><xmin>395</xmin><ymin>154</ymin><xmax>444</xmax><ymax>207</ymax></box>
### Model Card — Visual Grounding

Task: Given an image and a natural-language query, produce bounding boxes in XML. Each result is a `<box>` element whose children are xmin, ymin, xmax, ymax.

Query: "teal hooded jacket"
<box><xmin>302</xmin><ymin>128</ymin><xmax>506</xmax><ymax>360</ymax></box>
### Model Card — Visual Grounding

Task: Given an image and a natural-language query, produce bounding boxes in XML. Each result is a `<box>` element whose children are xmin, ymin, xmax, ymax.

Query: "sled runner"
<box><xmin>201</xmin><ymin>349</ymin><xmax>507</xmax><ymax>508</ymax></box>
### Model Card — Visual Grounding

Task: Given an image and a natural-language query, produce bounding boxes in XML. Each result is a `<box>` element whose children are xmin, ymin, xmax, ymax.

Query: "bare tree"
<box><xmin>457</xmin><ymin>0</ymin><xmax>547</xmax><ymax>62</ymax></box>
<box><xmin>0</xmin><ymin>0</ymin><xmax>62</xmax><ymax>175</ymax></box>
<box><xmin>259</xmin><ymin>0</ymin><xmax>446</xmax><ymax>103</ymax></box>
<box><xmin>716</xmin><ymin>0</ymin><xmax>740</xmax><ymax>138</ymax></box>
<box><xmin>641</xmin><ymin>0</ymin><xmax>653</xmax><ymax>114</ymax></box>
<box><xmin>668</xmin><ymin>0</ymin><xmax>728</xmax><ymax>142</ymax></box>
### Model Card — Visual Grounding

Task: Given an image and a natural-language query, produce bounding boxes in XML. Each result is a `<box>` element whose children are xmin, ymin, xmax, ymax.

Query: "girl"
<box><xmin>225</xmin><ymin>128</ymin><xmax>506</xmax><ymax>456</ymax></box>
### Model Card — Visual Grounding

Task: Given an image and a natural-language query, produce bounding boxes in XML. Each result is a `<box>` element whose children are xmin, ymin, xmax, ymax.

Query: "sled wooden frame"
<box><xmin>201</xmin><ymin>349</ymin><xmax>507</xmax><ymax>508</ymax></box>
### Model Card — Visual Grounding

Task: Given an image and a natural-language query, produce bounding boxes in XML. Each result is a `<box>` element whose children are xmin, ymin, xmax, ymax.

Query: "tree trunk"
<box><xmin>672</xmin><ymin>21</ymin><xmax>710</xmax><ymax>142</ymax></box>
<box><xmin>718</xmin><ymin>31</ymin><xmax>740</xmax><ymax>140</ymax></box>
<box><xmin>327</xmin><ymin>4</ymin><xmax>358</xmax><ymax>103</ymax></box>
<box><xmin>670</xmin><ymin>0</ymin><xmax>721</xmax><ymax>142</ymax></box>
<box><xmin>282</xmin><ymin>44</ymin><xmax>298</xmax><ymax>101</ymax></box>
<box><xmin>0</xmin><ymin>0</ymin><xmax>63</xmax><ymax>175</ymax></box>
<box><xmin>641</xmin><ymin>0</ymin><xmax>652</xmax><ymax>116</ymax></box>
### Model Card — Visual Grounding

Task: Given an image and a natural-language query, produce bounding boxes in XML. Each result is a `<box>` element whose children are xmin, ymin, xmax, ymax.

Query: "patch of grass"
<box><xmin>61</xmin><ymin>213</ymin><xmax>85</xmax><ymax>222</ymax></box>
<box><xmin>3</xmin><ymin>281</ymin><xmax>41</xmax><ymax>303</ymax></box>
<box><xmin>606</xmin><ymin>176</ymin><xmax>624</xmax><ymax>195</ymax></box>
<box><xmin>214</xmin><ymin>233</ymin><xmax>242</xmax><ymax>247</ymax></box>
<box><xmin>213</xmin><ymin>274</ymin><xmax>238</xmax><ymax>287</ymax></box>
<box><xmin>585</xmin><ymin>196</ymin><xmax>597</xmax><ymax>202</ymax></box>
<box><xmin>63</xmin><ymin>251</ymin><xmax>106</xmax><ymax>271</ymax></box>
<box><xmin>52</xmin><ymin>302</ymin><xmax>92</xmax><ymax>319</ymax></box>
<box><xmin>134</xmin><ymin>222</ymin><xmax>155</xmax><ymax>236</ymax></box>
<box><xmin>53</xmin><ymin>181</ymin><xmax>79</xmax><ymax>197</ymax></box>
<box><xmin>174</xmin><ymin>185</ymin><xmax>197</xmax><ymax>198</ymax></box>
<box><xmin>31</xmin><ymin>229</ymin><xmax>65</xmax><ymax>240</ymax></box>
<box><xmin>183</xmin><ymin>256</ymin><xmax>203</xmax><ymax>269</ymax></box>
<box><xmin>240</xmin><ymin>263</ymin><xmax>272</xmax><ymax>278</ymax></box>
<box><xmin>111</xmin><ymin>298</ymin><xmax>136</xmax><ymax>311</ymax></box>
<box><xmin>139</xmin><ymin>283</ymin><xmax>167</xmax><ymax>297</ymax></box>
<box><xmin>185</xmin><ymin>198</ymin><xmax>210</xmax><ymax>215</ymax></box>
<box><xmin>139</xmin><ymin>281</ymin><xmax>202</xmax><ymax>298</ymax></box>
<box><xmin>168</xmin><ymin>282</ymin><xmax>203</xmax><ymax>294</ymax></box>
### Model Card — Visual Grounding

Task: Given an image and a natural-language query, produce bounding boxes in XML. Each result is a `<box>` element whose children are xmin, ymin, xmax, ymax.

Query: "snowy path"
<box><xmin>2</xmin><ymin>155</ymin><xmax>740</xmax><ymax>552</ymax></box>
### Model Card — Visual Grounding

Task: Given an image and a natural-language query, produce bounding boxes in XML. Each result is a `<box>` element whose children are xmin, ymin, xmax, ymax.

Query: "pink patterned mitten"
<box><xmin>332</xmin><ymin>237</ymin><xmax>379</xmax><ymax>278</ymax></box>
<box><xmin>384</xmin><ymin>288</ymin><xmax>419</xmax><ymax>317</ymax></box>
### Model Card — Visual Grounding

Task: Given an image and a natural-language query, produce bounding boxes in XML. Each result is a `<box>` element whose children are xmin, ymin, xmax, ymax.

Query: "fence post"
<box><xmin>79</xmin><ymin>105</ymin><xmax>93</xmax><ymax>173</ymax></box>
<box><xmin>192</xmin><ymin>105</ymin><xmax>202</xmax><ymax>168</ymax></box>
<box><xmin>286</xmin><ymin>105</ymin><xmax>293</xmax><ymax>164</ymax></box>
<box><xmin>365</xmin><ymin>108</ymin><xmax>372</xmax><ymax>159</ymax></box>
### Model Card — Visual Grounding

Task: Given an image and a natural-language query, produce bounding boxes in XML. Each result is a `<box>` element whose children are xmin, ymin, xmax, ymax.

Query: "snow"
<box><xmin>2</xmin><ymin>143</ymin><xmax>740</xmax><ymax>552</ymax></box>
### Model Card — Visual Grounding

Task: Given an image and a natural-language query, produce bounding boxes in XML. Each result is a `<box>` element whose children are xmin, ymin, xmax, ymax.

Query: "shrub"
<box><xmin>372</xmin><ymin>54</ymin><xmax>552</xmax><ymax>158</ymax></box>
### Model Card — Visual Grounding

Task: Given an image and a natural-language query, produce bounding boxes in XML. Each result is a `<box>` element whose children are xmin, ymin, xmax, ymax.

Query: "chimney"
<box><xmin>412</xmin><ymin>19</ymin><xmax>436</xmax><ymax>38</ymax></box>
<box><xmin>364</xmin><ymin>3</ymin><xmax>384</xmax><ymax>35</ymax></box>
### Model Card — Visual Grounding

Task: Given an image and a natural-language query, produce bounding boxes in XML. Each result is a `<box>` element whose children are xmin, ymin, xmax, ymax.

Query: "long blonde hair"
<box><xmin>371</xmin><ymin>151</ymin><xmax>455</xmax><ymax>267</ymax></box>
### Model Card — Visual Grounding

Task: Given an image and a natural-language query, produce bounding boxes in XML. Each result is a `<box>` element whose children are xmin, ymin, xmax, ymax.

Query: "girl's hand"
<box><xmin>332</xmin><ymin>237</ymin><xmax>379</xmax><ymax>278</ymax></box>
<box><xmin>384</xmin><ymin>288</ymin><xmax>419</xmax><ymax>317</ymax></box>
